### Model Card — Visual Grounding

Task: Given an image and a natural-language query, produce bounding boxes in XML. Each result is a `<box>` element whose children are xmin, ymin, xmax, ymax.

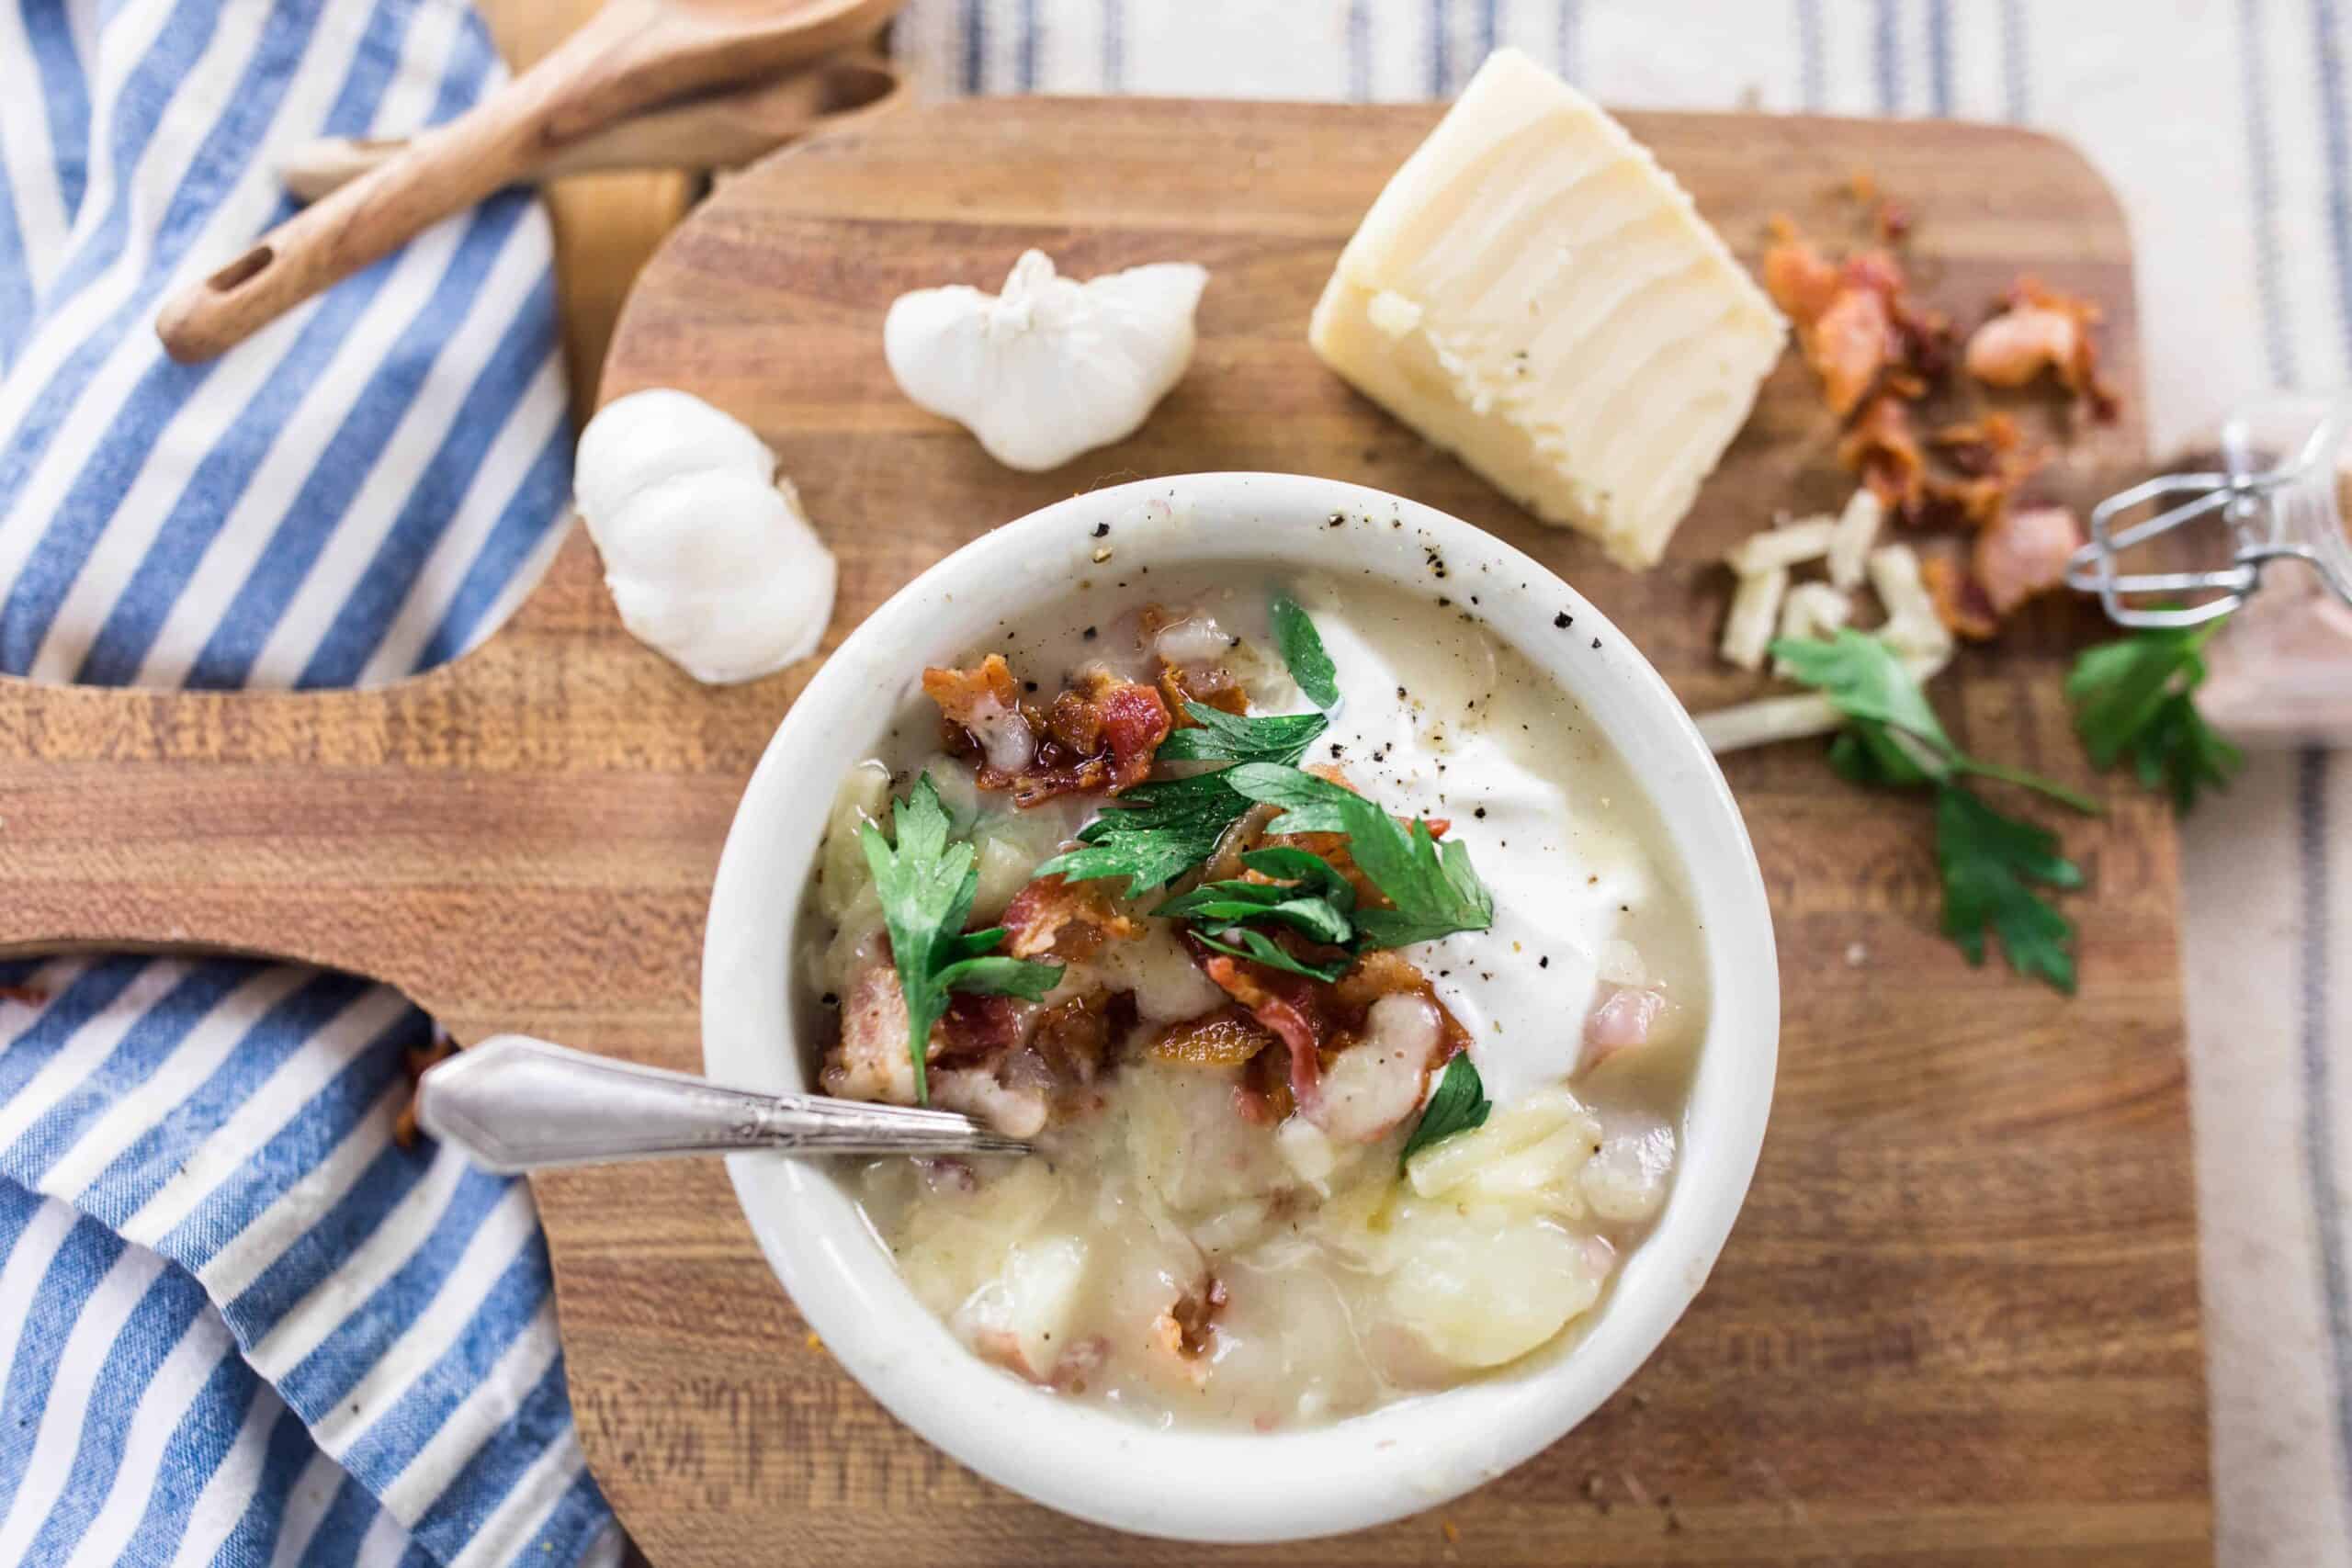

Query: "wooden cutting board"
<box><xmin>0</xmin><ymin>99</ymin><xmax>2208</xmax><ymax>1565</ymax></box>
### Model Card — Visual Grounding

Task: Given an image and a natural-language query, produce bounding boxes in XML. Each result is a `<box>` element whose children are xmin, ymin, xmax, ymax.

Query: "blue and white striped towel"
<box><xmin>0</xmin><ymin>0</ymin><xmax>609</xmax><ymax>1563</ymax></box>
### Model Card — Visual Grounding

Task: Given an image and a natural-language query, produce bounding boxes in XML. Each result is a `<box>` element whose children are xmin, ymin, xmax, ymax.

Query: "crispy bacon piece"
<box><xmin>1233</xmin><ymin>1044</ymin><xmax>1296</xmax><ymax>1125</ymax></box>
<box><xmin>1963</xmin><ymin>276</ymin><xmax>2120</xmax><ymax>420</ymax></box>
<box><xmin>825</xmin><ymin>959</ymin><xmax>926</xmax><ymax>1104</ymax></box>
<box><xmin>924</xmin><ymin>659</ymin><xmax>1171</xmax><ymax>807</ymax></box>
<box><xmin>1139</xmin><ymin>604</ymin><xmax>1251</xmax><ymax>726</ymax></box>
<box><xmin>1921</xmin><ymin>555</ymin><xmax>1999</xmax><ymax>641</ymax></box>
<box><xmin>1151</xmin><ymin>1275</ymin><xmax>1229</xmax><ymax>1383</ymax></box>
<box><xmin>1917</xmin><ymin>503</ymin><xmax>2084</xmax><ymax>639</ymax></box>
<box><xmin>937</xmin><ymin>990</ymin><xmax>1027</xmax><ymax>1061</ymax></box>
<box><xmin>1202</xmin><ymin>954</ymin><xmax>1323</xmax><ymax>1103</ymax></box>
<box><xmin>1807</xmin><ymin>286</ymin><xmax>1893</xmax><ymax>418</ymax></box>
<box><xmin>1761</xmin><ymin>233</ymin><xmax>1842</xmax><ymax>325</ymax></box>
<box><xmin>1149</xmin><ymin>1007</ymin><xmax>1280</xmax><ymax>1068</ymax></box>
<box><xmin>1917</xmin><ymin>413</ymin><xmax>2044</xmax><ymax>531</ymax></box>
<box><xmin>1158</xmin><ymin>663</ymin><xmax>1250</xmax><ymax>725</ymax></box>
<box><xmin>1974</xmin><ymin>503</ymin><xmax>2085</xmax><ymax>619</ymax></box>
<box><xmin>1839</xmin><ymin>393</ymin><xmax>1928</xmax><ymax>517</ymax></box>
<box><xmin>1000</xmin><ymin>874</ymin><xmax>1140</xmax><ymax>961</ymax></box>
<box><xmin>1765</xmin><ymin>225</ymin><xmax>1951</xmax><ymax>418</ymax></box>
<box><xmin>922</xmin><ymin>655</ymin><xmax>1032</xmax><ymax>773</ymax></box>
<box><xmin>1028</xmin><ymin>991</ymin><xmax>1127</xmax><ymax>1088</ymax></box>
<box><xmin>1200</xmin><ymin>946</ymin><xmax>1471</xmax><ymax>1142</ymax></box>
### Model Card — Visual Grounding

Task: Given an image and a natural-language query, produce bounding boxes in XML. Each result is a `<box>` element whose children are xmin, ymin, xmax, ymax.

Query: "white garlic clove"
<box><xmin>573</xmin><ymin>389</ymin><xmax>836</xmax><ymax>685</ymax></box>
<box><xmin>883</xmin><ymin>248</ymin><xmax>1209</xmax><ymax>472</ymax></box>
<box><xmin>576</xmin><ymin>388</ymin><xmax>775</xmax><ymax>522</ymax></box>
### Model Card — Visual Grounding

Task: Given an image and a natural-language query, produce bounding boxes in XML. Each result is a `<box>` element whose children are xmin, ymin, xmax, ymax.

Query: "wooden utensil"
<box><xmin>153</xmin><ymin>0</ymin><xmax>904</xmax><ymax>363</ymax></box>
<box><xmin>277</xmin><ymin>51</ymin><xmax>906</xmax><ymax>202</ymax></box>
<box><xmin>6</xmin><ymin>98</ymin><xmax>2210</xmax><ymax>1565</ymax></box>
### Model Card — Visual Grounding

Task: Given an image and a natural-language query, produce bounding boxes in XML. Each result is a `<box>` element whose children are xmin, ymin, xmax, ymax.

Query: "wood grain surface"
<box><xmin>0</xmin><ymin>98</ymin><xmax>2209</xmax><ymax>1565</ymax></box>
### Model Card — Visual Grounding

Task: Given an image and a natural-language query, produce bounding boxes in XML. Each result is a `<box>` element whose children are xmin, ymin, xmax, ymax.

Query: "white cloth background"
<box><xmin>893</xmin><ymin>3</ymin><xmax>2348</xmax><ymax>1563</ymax></box>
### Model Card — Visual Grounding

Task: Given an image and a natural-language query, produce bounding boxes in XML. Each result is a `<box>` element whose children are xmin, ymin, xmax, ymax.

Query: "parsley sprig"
<box><xmin>1159</xmin><ymin>846</ymin><xmax>1360</xmax><ymax>982</ymax></box>
<box><xmin>1934</xmin><ymin>785</ymin><xmax>2085</xmax><ymax>993</ymax></box>
<box><xmin>1272</xmin><ymin>593</ymin><xmax>1340</xmax><ymax>711</ymax></box>
<box><xmin>2065</xmin><ymin>619</ymin><xmax>2245</xmax><ymax>815</ymax></box>
<box><xmin>1039</xmin><ymin>592</ymin><xmax>1334</xmax><ymax>894</ymax></box>
<box><xmin>859</xmin><ymin>774</ymin><xmax>1064</xmax><ymax>1103</ymax></box>
<box><xmin>1775</xmin><ymin>631</ymin><xmax>2100</xmax><ymax>814</ymax></box>
<box><xmin>1223</xmin><ymin>764</ymin><xmax>1494</xmax><ymax>947</ymax></box>
<box><xmin>1772</xmin><ymin>630</ymin><xmax>2092</xmax><ymax>993</ymax></box>
<box><xmin>1399</xmin><ymin>1055</ymin><xmax>1490</xmax><ymax>1165</ymax></box>
<box><xmin>1156</xmin><ymin>704</ymin><xmax>1329</xmax><ymax>766</ymax></box>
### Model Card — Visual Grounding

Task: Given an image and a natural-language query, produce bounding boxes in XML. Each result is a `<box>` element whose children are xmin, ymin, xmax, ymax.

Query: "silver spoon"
<box><xmin>414</xmin><ymin>1033</ymin><xmax>1029</xmax><ymax>1173</ymax></box>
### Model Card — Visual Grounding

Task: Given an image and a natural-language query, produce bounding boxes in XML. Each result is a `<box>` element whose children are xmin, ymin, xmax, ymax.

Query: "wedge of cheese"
<box><xmin>1309</xmin><ymin>49</ymin><xmax>1786</xmax><ymax>568</ymax></box>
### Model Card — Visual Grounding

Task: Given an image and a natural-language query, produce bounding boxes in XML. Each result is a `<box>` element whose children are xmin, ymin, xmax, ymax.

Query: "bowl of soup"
<box><xmin>702</xmin><ymin>472</ymin><xmax>1777</xmax><ymax>1540</ymax></box>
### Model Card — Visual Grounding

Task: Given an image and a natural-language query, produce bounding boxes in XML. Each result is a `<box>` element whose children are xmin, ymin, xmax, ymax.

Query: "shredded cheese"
<box><xmin>1866</xmin><ymin>542</ymin><xmax>1954</xmax><ymax>673</ymax></box>
<box><xmin>1826</xmin><ymin>488</ymin><xmax>1883</xmax><ymax>589</ymax></box>
<box><xmin>1718</xmin><ymin>564</ymin><xmax>1788</xmax><ymax>671</ymax></box>
<box><xmin>1726</xmin><ymin>516</ymin><xmax>1837</xmax><ymax>576</ymax></box>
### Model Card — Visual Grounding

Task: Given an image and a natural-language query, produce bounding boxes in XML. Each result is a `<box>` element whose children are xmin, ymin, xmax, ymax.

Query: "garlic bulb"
<box><xmin>883</xmin><ymin>249</ymin><xmax>1209</xmax><ymax>471</ymax></box>
<box><xmin>573</xmin><ymin>389</ymin><xmax>836</xmax><ymax>684</ymax></box>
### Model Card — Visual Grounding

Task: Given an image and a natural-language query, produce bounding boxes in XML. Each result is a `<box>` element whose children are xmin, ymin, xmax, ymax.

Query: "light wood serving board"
<box><xmin>0</xmin><ymin>99</ymin><xmax>2208</xmax><ymax>1565</ymax></box>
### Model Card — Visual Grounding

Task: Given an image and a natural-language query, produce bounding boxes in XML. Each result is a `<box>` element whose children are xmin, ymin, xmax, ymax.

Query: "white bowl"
<box><xmin>703</xmin><ymin>473</ymin><xmax>1778</xmax><ymax>1541</ymax></box>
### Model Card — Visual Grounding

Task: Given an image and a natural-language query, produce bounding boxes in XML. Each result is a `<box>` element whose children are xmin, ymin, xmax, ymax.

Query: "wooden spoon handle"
<box><xmin>277</xmin><ymin>52</ymin><xmax>905</xmax><ymax>201</ymax></box>
<box><xmin>156</xmin><ymin>0</ymin><xmax>676</xmax><ymax>363</ymax></box>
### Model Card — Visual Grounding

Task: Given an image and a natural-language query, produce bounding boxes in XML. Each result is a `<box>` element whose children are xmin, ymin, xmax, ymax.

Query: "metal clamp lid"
<box><xmin>2068</xmin><ymin>402</ymin><xmax>2352</xmax><ymax>628</ymax></box>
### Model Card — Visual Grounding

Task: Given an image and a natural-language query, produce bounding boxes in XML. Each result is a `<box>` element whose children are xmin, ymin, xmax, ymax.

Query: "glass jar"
<box><xmin>2069</xmin><ymin>391</ymin><xmax>2352</xmax><ymax>746</ymax></box>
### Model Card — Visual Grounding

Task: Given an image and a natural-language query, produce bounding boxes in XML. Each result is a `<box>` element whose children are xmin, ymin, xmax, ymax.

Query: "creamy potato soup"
<box><xmin>798</xmin><ymin>570</ymin><xmax>1705</xmax><ymax>1430</ymax></box>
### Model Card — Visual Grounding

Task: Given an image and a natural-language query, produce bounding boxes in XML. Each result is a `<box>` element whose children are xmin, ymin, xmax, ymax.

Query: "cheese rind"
<box><xmin>1309</xmin><ymin>48</ymin><xmax>1786</xmax><ymax>568</ymax></box>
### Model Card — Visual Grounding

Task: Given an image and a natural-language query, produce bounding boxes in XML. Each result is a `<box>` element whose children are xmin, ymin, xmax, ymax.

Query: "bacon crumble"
<box><xmin>924</xmin><ymin>657</ymin><xmax>1171</xmax><ymax>807</ymax></box>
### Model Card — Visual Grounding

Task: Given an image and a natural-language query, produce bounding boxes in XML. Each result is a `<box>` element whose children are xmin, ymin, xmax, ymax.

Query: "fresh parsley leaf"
<box><xmin>1934</xmin><ymin>782</ymin><xmax>2084</xmax><ymax>994</ymax></box>
<box><xmin>1773</xmin><ymin>630</ymin><xmax>2101</xmax><ymax>815</ymax></box>
<box><xmin>1156</xmin><ymin>703</ymin><xmax>1327</xmax><ymax>765</ymax></box>
<box><xmin>1774</xmin><ymin>629</ymin><xmax>1951</xmax><ymax>747</ymax></box>
<box><xmin>1222</xmin><ymin>764</ymin><xmax>1494</xmax><ymax>946</ymax></box>
<box><xmin>1272</xmin><ymin>592</ymin><xmax>1340</xmax><ymax>711</ymax></box>
<box><xmin>1158</xmin><ymin>847</ymin><xmax>1360</xmax><ymax>947</ymax></box>
<box><xmin>1036</xmin><ymin>771</ymin><xmax>1258</xmax><ymax>895</ymax></box>
<box><xmin>1399</xmin><ymin>1054</ymin><xmax>1491</xmax><ymax>1166</ymax></box>
<box><xmin>859</xmin><ymin>774</ymin><xmax>1063</xmax><ymax>1103</ymax></box>
<box><xmin>2131</xmin><ymin>690</ymin><xmax>2245</xmax><ymax>815</ymax></box>
<box><xmin>1194</xmin><ymin>927</ymin><xmax>1349</xmax><ymax>984</ymax></box>
<box><xmin>1237</xmin><ymin>846</ymin><xmax>1360</xmax><ymax>908</ymax></box>
<box><xmin>1159</xmin><ymin>885</ymin><xmax>1354</xmax><ymax>944</ymax></box>
<box><xmin>1826</xmin><ymin>721</ymin><xmax>1937</xmax><ymax>790</ymax></box>
<box><xmin>2065</xmin><ymin>620</ymin><xmax>2243</xmax><ymax>814</ymax></box>
<box><xmin>1204</xmin><ymin>926</ymin><xmax>1354</xmax><ymax>987</ymax></box>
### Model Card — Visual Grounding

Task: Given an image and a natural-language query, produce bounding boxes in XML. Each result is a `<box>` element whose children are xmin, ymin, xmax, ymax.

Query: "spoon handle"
<box><xmin>154</xmin><ymin>0</ymin><xmax>676</xmax><ymax>363</ymax></box>
<box><xmin>415</xmin><ymin>1033</ymin><xmax>1028</xmax><ymax>1173</ymax></box>
<box><xmin>277</xmin><ymin>53</ymin><xmax>906</xmax><ymax>202</ymax></box>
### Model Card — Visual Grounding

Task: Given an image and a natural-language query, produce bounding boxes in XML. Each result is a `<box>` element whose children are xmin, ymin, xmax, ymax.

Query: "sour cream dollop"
<box><xmin>1294</xmin><ymin>585</ymin><xmax>1658</xmax><ymax>1107</ymax></box>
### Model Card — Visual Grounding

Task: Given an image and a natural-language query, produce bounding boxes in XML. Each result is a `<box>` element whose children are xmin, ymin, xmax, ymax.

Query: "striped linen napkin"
<box><xmin>892</xmin><ymin>2</ymin><xmax>2352</xmax><ymax>1563</ymax></box>
<box><xmin>0</xmin><ymin>0</ymin><xmax>609</xmax><ymax>1564</ymax></box>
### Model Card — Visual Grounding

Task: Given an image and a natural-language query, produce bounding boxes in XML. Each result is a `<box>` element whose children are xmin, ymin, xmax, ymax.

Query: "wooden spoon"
<box><xmin>277</xmin><ymin>51</ymin><xmax>906</xmax><ymax>202</ymax></box>
<box><xmin>154</xmin><ymin>0</ymin><xmax>904</xmax><ymax>363</ymax></box>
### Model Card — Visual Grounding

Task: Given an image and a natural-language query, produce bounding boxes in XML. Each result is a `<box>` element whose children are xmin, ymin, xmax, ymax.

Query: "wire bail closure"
<box><xmin>2067</xmin><ymin>407</ymin><xmax>2352</xmax><ymax>628</ymax></box>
